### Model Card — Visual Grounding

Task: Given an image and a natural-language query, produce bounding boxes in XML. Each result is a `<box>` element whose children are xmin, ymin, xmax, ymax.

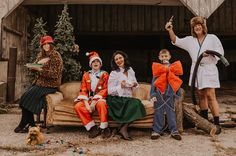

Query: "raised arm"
<box><xmin>165</xmin><ymin>21</ymin><xmax>176</xmax><ymax>44</ymax></box>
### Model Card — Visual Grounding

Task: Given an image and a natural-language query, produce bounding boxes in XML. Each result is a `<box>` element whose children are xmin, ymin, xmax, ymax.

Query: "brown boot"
<box><xmin>101</xmin><ymin>127</ymin><xmax>111</xmax><ymax>139</ymax></box>
<box><xmin>88</xmin><ymin>125</ymin><xmax>101</xmax><ymax>138</ymax></box>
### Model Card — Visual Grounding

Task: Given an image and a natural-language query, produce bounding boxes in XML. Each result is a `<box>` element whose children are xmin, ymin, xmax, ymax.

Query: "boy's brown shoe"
<box><xmin>151</xmin><ymin>131</ymin><xmax>161</xmax><ymax>140</ymax></box>
<box><xmin>171</xmin><ymin>134</ymin><xmax>182</xmax><ymax>141</ymax></box>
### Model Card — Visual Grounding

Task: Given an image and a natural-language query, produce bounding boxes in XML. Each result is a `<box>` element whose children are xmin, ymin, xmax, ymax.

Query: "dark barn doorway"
<box><xmin>77</xmin><ymin>34</ymin><xmax>191</xmax><ymax>83</ymax></box>
<box><xmin>78</xmin><ymin>35</ymin><xmax>161</xmax><ymax>82</ymax></box>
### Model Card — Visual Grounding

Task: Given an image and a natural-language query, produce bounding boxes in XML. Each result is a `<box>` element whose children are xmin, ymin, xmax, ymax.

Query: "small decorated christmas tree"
<box><xmin>27</xmin><ymin>18</ymin><xmax>47</xmax><ymax>82</ymax></box>
<box><xmin>54</xmin><ymin>4</ymin><xmax>81</xmax><ymax>82</ymax></box>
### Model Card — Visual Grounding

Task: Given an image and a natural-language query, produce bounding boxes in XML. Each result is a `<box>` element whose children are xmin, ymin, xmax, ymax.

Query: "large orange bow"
<box><xmin>152</xmin><ymin>61</ymin><xmax>183</xmax><ymax>94</ymax></box>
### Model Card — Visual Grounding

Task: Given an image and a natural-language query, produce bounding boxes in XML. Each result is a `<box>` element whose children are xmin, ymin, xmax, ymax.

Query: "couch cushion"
<box><xmin>133</xmin><ymin>83</ymin><xmax>151</xmax><ymax>100</ymax></box>
<box><xmin>59</xmin><ymin>82</ymin><xmax>81</xmax><ymax>100</ymax></box>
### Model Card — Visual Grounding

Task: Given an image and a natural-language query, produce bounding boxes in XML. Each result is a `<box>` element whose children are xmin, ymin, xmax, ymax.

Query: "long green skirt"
<box><xmin>107</xmin><ymin>95</ymin><xmax>146</xmax><ymax>123</ymax></box>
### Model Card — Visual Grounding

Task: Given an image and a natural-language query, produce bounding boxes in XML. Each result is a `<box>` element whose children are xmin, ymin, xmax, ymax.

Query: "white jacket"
<box><xmin>173</xmin><ymin>34</ymin><xmax>224</xmax><ymax>89</ymax></box>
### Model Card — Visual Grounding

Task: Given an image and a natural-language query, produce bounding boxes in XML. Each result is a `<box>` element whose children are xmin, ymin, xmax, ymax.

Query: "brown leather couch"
<box><xmin>45</xmin><ymin>82</ymin><xmax>183</xmax><ymax>129</ymax></box>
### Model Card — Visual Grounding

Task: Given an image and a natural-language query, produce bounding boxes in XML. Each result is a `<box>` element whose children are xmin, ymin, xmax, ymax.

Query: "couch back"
<box><xmin>59</xmin><ymin>81</ymin><xmax>151</xmax><ymax>100</ymax></box>
<box><xmin>132</xmin><ymin>82</ymin><xmax>151</xmax><ymax>100</ymax></box>
<box><xmin>59</xmin><ymin>82</ymin><xmax>81</xmax><ymax>100</ymax></box>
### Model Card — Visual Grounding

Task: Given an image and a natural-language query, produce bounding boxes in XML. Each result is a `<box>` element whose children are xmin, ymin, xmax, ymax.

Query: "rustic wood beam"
<box><xmin>22</xmin><ymin>0</ymin><xmax>182</xmax><ymax>6</ymax></box>
<box><xmin>3</xmin><ymin>25</ymin><xmax>23</xmax><ymax>37</ymax></box>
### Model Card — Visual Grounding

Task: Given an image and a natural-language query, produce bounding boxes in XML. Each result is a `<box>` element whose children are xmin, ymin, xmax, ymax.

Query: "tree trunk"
<box><xmin>183</xmin><ymin>102</ymin><xmax>217</xmax><ymax>136</ymax></box>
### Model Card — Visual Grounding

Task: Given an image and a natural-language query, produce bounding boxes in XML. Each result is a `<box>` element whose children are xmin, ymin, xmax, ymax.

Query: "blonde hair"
<box><xmin>190</xmin><ymin>16</ymin><xmax>208</xmax><ymax>37</ymax></box>
<box><xmin>159</xmin><ymin>49</ymin><xmax>170</xmax><ymax>56</ymax></box>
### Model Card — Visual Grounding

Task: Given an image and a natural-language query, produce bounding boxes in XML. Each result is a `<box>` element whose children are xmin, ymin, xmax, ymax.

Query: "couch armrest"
<box><xmin>46</xmin><ymin>92</ymin><xmax>64</xmax><ymax>125</ymax></box>
<box><xmin>46</xmin><ymin>92</ymin><xmax>64</xmax><ymax>105</ymax></box>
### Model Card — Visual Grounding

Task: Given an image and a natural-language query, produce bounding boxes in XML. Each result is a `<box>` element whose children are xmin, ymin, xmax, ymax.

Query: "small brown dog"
<box><xmin>26</xmin><ymin>126</ymin><xmax>45</xmax><ymax>145</ymax></box>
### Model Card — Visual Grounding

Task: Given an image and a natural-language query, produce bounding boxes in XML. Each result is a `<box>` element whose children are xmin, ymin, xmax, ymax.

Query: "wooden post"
<box><xmin>0</xmin><ymin>82</ymin><xmax>6</xmax><ymax>105</ymax></box>
<box><xmin>7</xmin><ymin>47</ymin><xmax>17</xmax><ymax>103</ymax></box>
<box><xmin>175</xmin><ymin>88</ymin><xmax>184</xmax><ymax>133</ymax></box>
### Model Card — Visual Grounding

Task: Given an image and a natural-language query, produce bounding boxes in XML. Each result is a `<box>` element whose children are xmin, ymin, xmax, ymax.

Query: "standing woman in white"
<box><xmin>165</xmin><ymin>16</ymin><xmax>224</xmax><ymax>134</ymax></box>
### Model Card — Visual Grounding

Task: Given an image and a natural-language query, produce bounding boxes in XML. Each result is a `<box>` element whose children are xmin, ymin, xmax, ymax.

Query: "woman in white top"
<box><xmin>165</xmin><ymin>16</ymin><xmax>224</xmax><ymax>134</ymax></box>
<box><xmin>107</xmin><ymin>50</ymin><xmax>146</xmax><ymax>140</ymax></box>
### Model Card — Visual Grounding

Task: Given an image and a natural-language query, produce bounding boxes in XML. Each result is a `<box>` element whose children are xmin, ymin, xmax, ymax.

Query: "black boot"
<box><xmin>200</xmin><ymin>109</ymin><xmax>208</xmax><ymax>120</ymax></box>
<box><xmin>28</xmin><ymin>111</ymin><xmax>36</xmax><ymax>127</ymax></box>
<box><xmin>214</xmin><ymin>116</ymin><xmax>221</xmax><ymax>135</ymax></box>
<box><xmin>14</xmin><ymin>108</ymin><xmax>29</xmax><ymax>133</ymax></box>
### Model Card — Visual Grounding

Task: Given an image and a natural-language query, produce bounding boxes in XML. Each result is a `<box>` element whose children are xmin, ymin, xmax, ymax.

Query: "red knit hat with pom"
<box><xmin>86</xmin><ymin>51</ymin><xmax>102</xmax><ymax>67</ymax></box>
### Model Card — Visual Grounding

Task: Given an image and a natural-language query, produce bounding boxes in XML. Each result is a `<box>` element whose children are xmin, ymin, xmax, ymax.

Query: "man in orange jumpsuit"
<box><xmin>74</xmin><ymin>51</ymin><xmax>110</xmax><ymax>138</ymax></box>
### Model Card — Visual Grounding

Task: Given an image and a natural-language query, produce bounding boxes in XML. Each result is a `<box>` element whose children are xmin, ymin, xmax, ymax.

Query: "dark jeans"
<box><xmin>152</xmin><ymin>85</ymin><xmax>178</xmax><ymax>134</ymax></box>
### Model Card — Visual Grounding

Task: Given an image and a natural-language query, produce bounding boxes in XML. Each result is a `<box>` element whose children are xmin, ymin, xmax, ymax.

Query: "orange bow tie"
<box><xmin>152</xmin><ymin>61</ymin><xmax>183</xmax><ymax>94</ymax></box>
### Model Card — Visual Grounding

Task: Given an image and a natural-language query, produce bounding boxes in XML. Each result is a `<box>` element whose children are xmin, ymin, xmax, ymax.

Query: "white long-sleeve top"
<box><xmin>108</xmin><ymin>67</ymin><xmax>138</xmax><ymax>97</ymax></box>
<box><xmin>173</xmin><ymin>34</ymin><xmax>224</xmax><ymax>89</ymax></box>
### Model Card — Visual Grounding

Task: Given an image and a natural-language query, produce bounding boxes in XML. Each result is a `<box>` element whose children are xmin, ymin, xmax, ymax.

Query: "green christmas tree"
<box><xmin>54</xmin><ymin>4</ymin><xmax>81</xmax><ymax>82</ymax></box>
<box><xmin>27</xmin><ymin>17</ymin><xmax>47</xmax><ymax>81</ymax></box>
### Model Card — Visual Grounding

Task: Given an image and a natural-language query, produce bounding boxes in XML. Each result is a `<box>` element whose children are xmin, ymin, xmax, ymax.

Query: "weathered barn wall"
<box><xmin>207</xmin><ymin>0</ymin><xmax>236</xmax><ymax>35</ymax></box>
<box><xmin>23</xmin><ymin>0</ymin><xmax>182</xmax><ymax>6</ymax></box>
<box><xmin>1</xmin><ymin>6</ymin><xmax>29</xmax><ymax>100</ymax></box>
<box><xmin>0</xmin><ymin>0</ymin><xmax>23</xmax><ymax>102</ymax></box>
<box><xmin>0</xmin><ymin>0</ymin><xmax>23</xmax><ymax>26</ymax></box>
<box><xmin>0</xmin><ymin>0</ymin><xmax>23</xmax><ymax>57</ymax></box>
<box><xmin>28</xmin><ymin>5</ymin><xmax>193</xmax><ymax>34</ymax></box>
<box><xmin>27</xmin><ymin>0</ymin><xmax>236</xmax><ymax>35</ymax></box>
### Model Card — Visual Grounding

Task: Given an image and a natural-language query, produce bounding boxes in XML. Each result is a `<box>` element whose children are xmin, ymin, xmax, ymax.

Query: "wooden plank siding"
<box><xmin>207</xmin><ymin>0</ymin><xmax>236</xmax><ymax>35</ymax></box>
<box><xmin>27</xmin><ymin>5</ymin><xmax>193</xmax><ymax>34</ymax></box>
<box><xmin>26</xmin><ymin>2</ymin><xmax>236</xmax><ymax>35</ymax></box>
<box><xmin>1</xmin><ymin>6</ymin><xmax>29</xmax><ymax>100</ymax></box>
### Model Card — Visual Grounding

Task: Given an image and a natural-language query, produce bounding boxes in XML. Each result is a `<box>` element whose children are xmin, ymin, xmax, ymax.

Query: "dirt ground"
<box><xmin>0</xmin><ymin>82</ymin><xmax>235</xmax><ymax>156</ymax></box>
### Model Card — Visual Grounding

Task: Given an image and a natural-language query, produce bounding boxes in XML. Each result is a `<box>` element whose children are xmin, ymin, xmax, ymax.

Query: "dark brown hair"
<box><xmin>111</xmin><ymin>50</ymin><xmax>131</xmax><ymax>72</ymax></box>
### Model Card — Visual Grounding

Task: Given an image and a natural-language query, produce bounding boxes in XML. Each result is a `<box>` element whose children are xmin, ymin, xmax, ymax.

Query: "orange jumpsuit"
<box><xmin>74</xmin><ymin>70</ymin><xmax>109</xmax><ymax>131</ymax></box>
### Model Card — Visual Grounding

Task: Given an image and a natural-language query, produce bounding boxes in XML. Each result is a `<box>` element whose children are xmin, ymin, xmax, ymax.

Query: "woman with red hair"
<box><xmin>14</xmin><ymin>35</ymin><xmax>63</xmax><ymax>133</ymax></box>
